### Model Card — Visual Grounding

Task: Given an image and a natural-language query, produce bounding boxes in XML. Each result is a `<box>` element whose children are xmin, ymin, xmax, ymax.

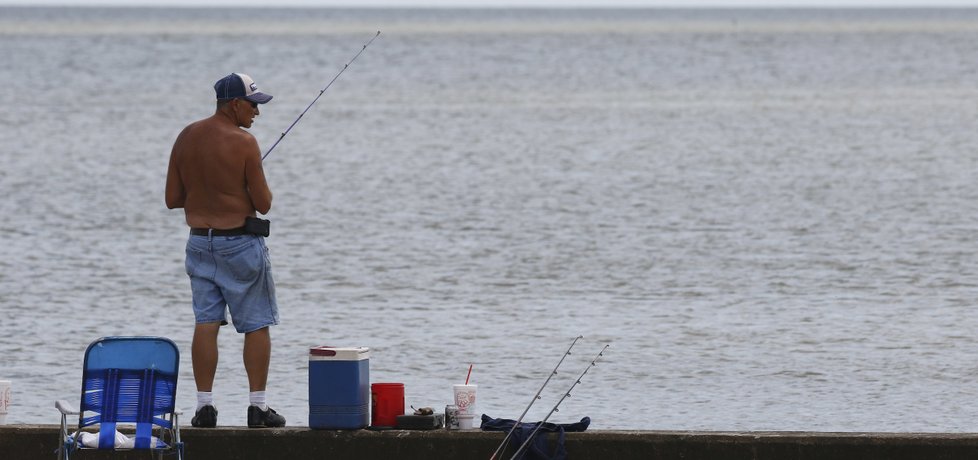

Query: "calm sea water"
<box><xmin>3</xmin><ymin>6</ymin><xmax>978</xmax><ymax>431</ymax></box>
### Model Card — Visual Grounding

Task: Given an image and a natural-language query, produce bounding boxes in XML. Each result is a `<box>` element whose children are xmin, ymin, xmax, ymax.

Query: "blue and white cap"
<box><xmin>214</xmin><ymin>73</ymin><xmax>273</xmax><ymax>104</ymax></box>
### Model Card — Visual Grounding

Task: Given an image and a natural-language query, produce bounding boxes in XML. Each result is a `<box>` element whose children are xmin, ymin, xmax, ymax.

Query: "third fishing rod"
<box><xmin>489</xmin><ymin>335</ymin><xmax>583</xmax><ymax>460</ymax></box>
<box><xmin>262</xmin><ymin>30</ymin><xmax>381</xmax><ymax>162</ymax></box>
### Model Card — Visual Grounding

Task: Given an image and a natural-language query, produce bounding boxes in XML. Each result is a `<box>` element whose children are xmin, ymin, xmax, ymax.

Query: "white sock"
<box><xmin>196</xmin><ymin>391</ymin><xmax>214</xmax><ymax>411</ymax></box>
<box><xmin>250</xmin><ymin>391</ymin><xmax>267</xmax><ymax>411</ymax></box>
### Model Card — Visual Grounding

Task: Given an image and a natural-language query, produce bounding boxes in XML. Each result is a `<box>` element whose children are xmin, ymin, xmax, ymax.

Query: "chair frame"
<box><xmin>56</xmin><ymin>336</ymin><xmax>184</xmax><ymax>460</ymax></box>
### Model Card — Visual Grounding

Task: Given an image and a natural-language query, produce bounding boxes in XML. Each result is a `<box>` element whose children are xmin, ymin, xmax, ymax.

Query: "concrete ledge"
<box><xmin>3</xmin><ymin>425</ymin><xmax>978</xmax><ymax>459</ymax></box>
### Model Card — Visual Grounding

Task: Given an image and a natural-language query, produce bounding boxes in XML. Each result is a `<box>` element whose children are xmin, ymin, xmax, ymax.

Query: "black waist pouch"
<box><xmin>245</xmin><ymin>216</ymin><xmax>270</xmax><ymax>237</ymax></box>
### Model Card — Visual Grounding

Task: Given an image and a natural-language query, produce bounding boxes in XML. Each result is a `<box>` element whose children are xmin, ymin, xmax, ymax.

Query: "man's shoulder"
<box><xmin>178</xmin><ymin>117</ymin><xmax>215</xmax><ymax>138</ymax></box>
<box><xmin>186</xmin><ymin>115</ymin><xmax>229</xmax><ymax>132</ymax></box>
<box><xmin>223</xmin><ymin>128</ymin><xmax>258</xmax><ymax>153</ymax></box>
<box><xmin>183</xmin><ymin>117</ymin><xmax>255</xmax><ymax>142</ymax></box>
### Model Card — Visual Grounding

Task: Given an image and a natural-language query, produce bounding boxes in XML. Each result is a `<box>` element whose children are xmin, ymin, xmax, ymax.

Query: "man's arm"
<box><xmin>243</xmin><ymin>136</ymin><xmax>272</xmax><ymax>214</ymax></box>
<box><xmin>165</xmin><ymin>136</ymin><xmax>186</xmax><ymax>209</ymax></box>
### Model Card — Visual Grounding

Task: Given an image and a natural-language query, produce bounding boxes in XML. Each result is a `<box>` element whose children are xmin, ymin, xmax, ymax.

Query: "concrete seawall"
<box><xmin>3</xmin><ymin>425</ymin><xmax>978</xmax><ymax>459</ymax></box>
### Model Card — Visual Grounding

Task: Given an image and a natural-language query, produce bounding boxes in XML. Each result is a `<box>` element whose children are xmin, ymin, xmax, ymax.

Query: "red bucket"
<box><xmin>371</xmin><ymin>383</ymin><xmax>404</xmax><ymax>427</ymax></box>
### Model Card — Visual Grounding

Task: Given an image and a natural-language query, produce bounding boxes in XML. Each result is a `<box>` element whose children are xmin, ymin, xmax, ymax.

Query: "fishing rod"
<box><xmin>262</xmin><ymin>30</ymin><xmax>381</xmax><ymax>162</ymax></box>
<box><xmin>489</xmin><ymin>336</ymin><xmax>583</xmax><ymax>460</ymax></box>
<box><xmin>508</xmin><ymin>344</ymin><xmax>609</xmax><ymax>460</ymax></box>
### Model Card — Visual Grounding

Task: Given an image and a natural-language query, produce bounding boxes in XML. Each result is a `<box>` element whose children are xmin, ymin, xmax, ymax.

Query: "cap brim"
<box><xmin>245</xmin><ymin>92</ymin><xmax>273</xmax><ymax>104</ymax></box>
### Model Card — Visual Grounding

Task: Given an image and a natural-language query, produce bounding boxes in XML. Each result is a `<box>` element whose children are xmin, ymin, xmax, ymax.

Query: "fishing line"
<box><xmin>490</xmin><ymin>335</ymin><xmax>583</xmax><ymax>460</ymax></box>
<box><xmin>508</xmin><ymin>344</ymin><xmax>610</xmax><ymax>460</ymax></box>
<box><xmin>262</xmin><ymin>30</ymin><xmax>381</xmax><ymax>162</ymax></box>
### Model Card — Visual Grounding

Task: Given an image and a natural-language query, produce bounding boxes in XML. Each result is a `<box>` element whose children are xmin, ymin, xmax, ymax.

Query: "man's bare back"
<box><xmin>166</xmin><ymin>99</ymin><xmax>272</xmax><ymax>230</ymax></box>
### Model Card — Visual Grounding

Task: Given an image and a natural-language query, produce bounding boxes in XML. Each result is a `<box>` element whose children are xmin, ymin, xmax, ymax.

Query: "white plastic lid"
<box><xmin>309</xmin><ymin>346</ymin><xmax>370</xmax><ymax>361</ymax></box>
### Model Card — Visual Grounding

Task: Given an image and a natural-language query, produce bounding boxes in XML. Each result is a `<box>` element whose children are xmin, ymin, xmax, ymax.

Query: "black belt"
<box><xmin>190</xmin><ymin>226</ymin><xmax>248</xmax><ymax>236</ymax></box>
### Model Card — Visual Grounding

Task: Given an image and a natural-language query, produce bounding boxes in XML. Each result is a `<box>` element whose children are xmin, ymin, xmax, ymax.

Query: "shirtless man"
<box><xmin>165</xmin><ymin>73</ymin><xmax>285</xmax><ymax>428</ymax></box>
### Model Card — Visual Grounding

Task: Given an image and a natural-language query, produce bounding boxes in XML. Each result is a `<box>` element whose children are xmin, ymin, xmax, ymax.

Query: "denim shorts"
<box><xmin>185</xmin><ymin>233</ymin><xmax>279</xmax><ymax>333</ymax></box>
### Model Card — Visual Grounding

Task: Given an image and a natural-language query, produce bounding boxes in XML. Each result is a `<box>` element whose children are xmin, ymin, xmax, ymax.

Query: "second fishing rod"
<box><xmin>489</xmin><ymin>336</ymin><xmax>583</xmax><ymax>460</ymax></box>
<box><xmin>508</xmin><ymin>344</ymin><xmax>610</xmax><ymax>460</ymax></box>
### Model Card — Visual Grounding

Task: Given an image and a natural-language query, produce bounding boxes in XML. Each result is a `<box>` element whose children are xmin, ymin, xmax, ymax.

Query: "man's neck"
<box><xmin>215</xmin><ymin>106</ymin><xmax>240</xmax><ymax>128</ymax></box>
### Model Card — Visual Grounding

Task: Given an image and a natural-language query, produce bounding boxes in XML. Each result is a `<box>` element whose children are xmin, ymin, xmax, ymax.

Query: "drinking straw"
<box><xmin>465</xmin><ymin>364</ymin><xmax>473</xmax><ymax>385</ymax></box>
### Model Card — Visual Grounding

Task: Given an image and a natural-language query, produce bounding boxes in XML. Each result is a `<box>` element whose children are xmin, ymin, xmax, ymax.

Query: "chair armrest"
<box><xmin>56</xmin><ymin>400</ymin><xmax>79</xmax><ymax>415</ymax></box>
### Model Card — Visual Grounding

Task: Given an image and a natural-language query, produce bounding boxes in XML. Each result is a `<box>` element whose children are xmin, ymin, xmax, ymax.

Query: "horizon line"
<box><xmin>3</xmin><ymin>3</ymin><xmax>978</xmax><ymax>7</ymax></box>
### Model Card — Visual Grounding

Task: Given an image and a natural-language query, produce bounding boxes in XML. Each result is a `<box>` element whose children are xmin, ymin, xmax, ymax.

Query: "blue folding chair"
<box><xmin>56</xmin><ymin>336</ymin><xmax>184</xmax><ymax>460</ymax></box>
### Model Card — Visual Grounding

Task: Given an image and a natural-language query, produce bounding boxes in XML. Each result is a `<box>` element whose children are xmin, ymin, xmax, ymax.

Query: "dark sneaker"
<box><xmin>191</xmin><ymin>405</ymin><xmax>217</xmax><ymax>428</ymax></box>
<box><xmin>248</xmin><ymin>405</ymin><xmax>286</xmax><ymax>428</ymax></box>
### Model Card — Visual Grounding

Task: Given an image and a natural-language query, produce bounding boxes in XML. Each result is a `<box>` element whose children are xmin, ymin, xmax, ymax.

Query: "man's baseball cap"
<box><xmin>214</xmin><ymin>73</ymin><xmax>273</xmax><ymax>104</ymax></box>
